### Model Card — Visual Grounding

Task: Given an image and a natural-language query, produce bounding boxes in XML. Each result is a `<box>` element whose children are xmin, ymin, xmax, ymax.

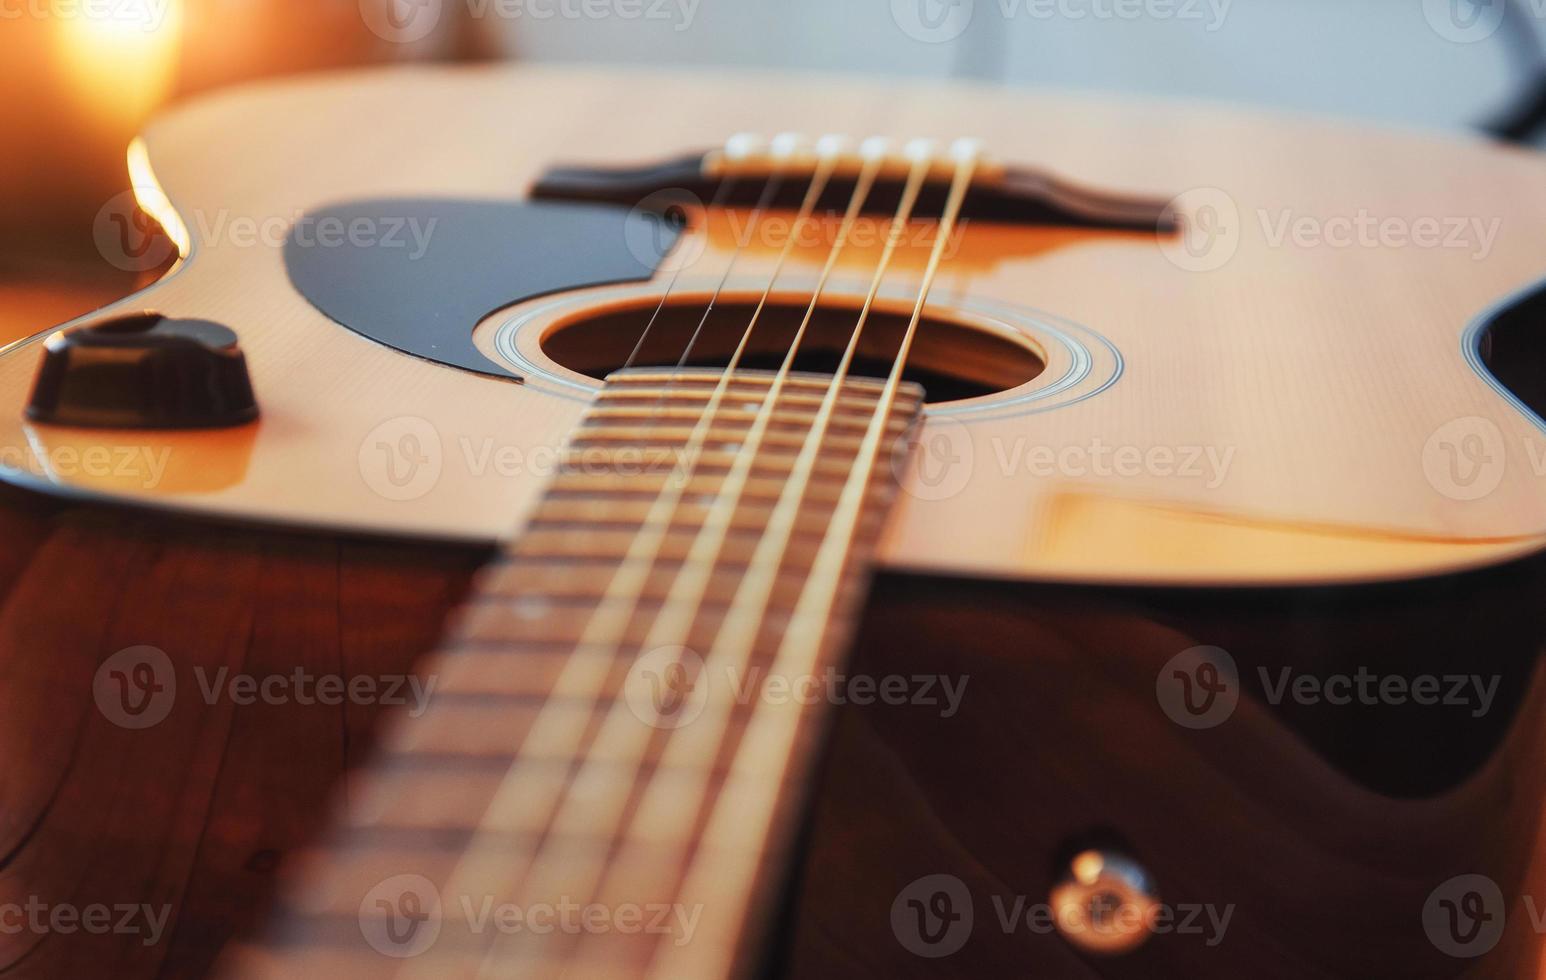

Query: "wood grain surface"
<box><xmin>0</xmin><ymin>485</ymin><xmax>484</xmax><ymax>978</ymax></box>
<box><xmin>4</xmin><ymin>66</ymin><xmax>1546</xmax><ymax>584</ymax></box>
<box><xmin>3</xmin><ymin>483</ymin><xmax>1545</xmax><ymax>977</ymax></box>
<box><xmin>5</xmin><ymin>66</ymin><xmax>1546</xmax><ymax>980</ymax></box>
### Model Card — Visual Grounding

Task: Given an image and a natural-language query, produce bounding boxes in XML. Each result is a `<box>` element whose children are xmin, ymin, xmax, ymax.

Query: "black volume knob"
<box><xmin>26</xmin><ymin>313</ymin><xmax>258</xmax><ymax>429</ymax></box>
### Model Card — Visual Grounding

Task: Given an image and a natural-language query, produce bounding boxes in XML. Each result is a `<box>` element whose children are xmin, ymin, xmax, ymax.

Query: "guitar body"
<box><xmin>5</xmin><ymin>65</ymin><xmax>1546</xmax><ymax>977</ymax></box>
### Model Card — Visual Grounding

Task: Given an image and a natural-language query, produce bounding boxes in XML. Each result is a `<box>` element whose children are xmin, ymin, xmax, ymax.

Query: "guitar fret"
<box><xmin>565</xmin><ymin>425</ymin><xmax>904</xmax><ymax>453</ymax></box>
<box><xmin>544</xmin><ymin>465</ymin><xmax>892</xmax><ymax>495</ymax></box>
<box><xmin>366</xmin><ymin>751</ymin><xmax>735</xmax><ymax>780</ymax></box>
<box><xmin>348</xmin><ymin>760</ymin><xmax>759</xmax><ymax>845</ymax></box>
<box><xmin>481</xmin><ymin>554</ymin><xmax>768</xmax><ymax>575</ymax></box>
<box><xmin>583</xmin><ymin>406</ymin><xmax>903</xmax><ymax>434</ymax></box>
<box><xmin>229</xmin><ymin>369</ymin><xmax>923</xmax><ymax>979</ymax></box>
<box><xmin>528</xmin><ymin>495</ymin><xmax>786</xmax><ymax>526</ymax></box>
<box><xmin>604</xmin><ymin>369</ymin><xmax>892</xmax><ymax>394</ymax></box>
<box><xmin>597</xmin><ymin>388</ymin><xmax>889</xmax><ymax>412</ymax></box>
<box><xmin>540</xmin><ymin>475</ymin><xmax>892</xmax><ymax>507</ymax></box>
<box><xmin>554</xmin><ymin>451</ymin><xmax>866</xmax><ymax>480</ymax></box>
<box><xmin>563</xmin><ymin>439</ymin><xmax>830</xmax><ymax>462</ymax></box>
<box><xmin>458</xmin><ymin>601</ymin><xmax>790</xmax><ymax>649</ymax></box>
<box><xmin>520</xmin><ymin>512</ymin><xmax>883</xmax><ymax>545</ymax></box>
<box><xmin>512</xmin><ymin>529</ymin><xmax>828</xmax><ymax>567</ymax></box>
<box><xmin>472</xmin><ymin>568</ymin><xmax>854</xmax><ymax>607</ymax></box>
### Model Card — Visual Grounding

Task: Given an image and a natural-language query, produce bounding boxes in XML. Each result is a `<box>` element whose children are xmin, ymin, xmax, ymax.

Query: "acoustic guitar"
<box><xmin>4</xmin><ymin>66</ymin><xmax>1546</xmax><ymax>979</ymax></box>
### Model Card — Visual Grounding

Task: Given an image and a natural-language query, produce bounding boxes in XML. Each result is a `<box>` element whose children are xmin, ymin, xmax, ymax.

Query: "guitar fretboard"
<box><xmin>225</xmin><ymin>368</ymin><xmax>923</xmax><ymax>979</ymax></box>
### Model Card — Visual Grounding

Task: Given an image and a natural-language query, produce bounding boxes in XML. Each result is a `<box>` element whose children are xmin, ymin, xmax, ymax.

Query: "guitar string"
<box><xmin>390</xmin><ymin>139</ymin><xmax>964</xmax><ymax>978</ymax></box>
<box><xmin>386</xmin><ymin>143</ymin><xmax>829</xmax><ymax>978</ymax></box>
<box><xmin>666</xmin><ymin>155</ymin><xmax>790</xmax><ymax>373</ymax></box>
<box><xmin>644</xmin><ymin>141</ymin><xmax>980</xmax><ymax>980</ymax></box>
<box><xmin>612</xmin><ymin>136</ymin><xmax>779</xmax><ymax>495</ymax></box>
<box><xmin>619</xmin><ymin>170</ymin><xmax>740</xmax><ymax>373</ymax></box>
<box><xmin>573</xmin><ymin>145</ymin><xmax>944</xmax><ymax>979</ymax></box>
<box><xmin>468</xmin><ymin>142</ymin><xmax>861</xmax><ymax>977</ymax></box>
<box><xmin>612</xmin><ymin>148</ymin><xmax>776</xmax><ymax>483</ymax></box>
<box><xmin>488</xmin><ymin>143</ymin><xmax>904</xmax><ymax>976</ymax></box>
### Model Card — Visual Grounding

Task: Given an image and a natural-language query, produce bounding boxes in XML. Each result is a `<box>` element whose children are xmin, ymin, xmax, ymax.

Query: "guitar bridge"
<box><xmin>531</xmin><ymin>132</ymin><xmax>1178</xmax><ymax>231</ymax></box>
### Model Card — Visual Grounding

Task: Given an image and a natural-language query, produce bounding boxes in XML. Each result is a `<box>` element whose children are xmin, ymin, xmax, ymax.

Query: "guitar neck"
<box><xmin>225</xmin><ymin>368</ymin><xmax>923</xmax><ymax>979</ymax></box>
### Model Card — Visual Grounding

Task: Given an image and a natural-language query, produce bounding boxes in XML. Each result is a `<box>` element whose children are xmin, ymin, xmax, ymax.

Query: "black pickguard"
<box><xmin>282</xmin><ymin>198</ymin><xmax>679</xmax><ymax>380</ymax></box>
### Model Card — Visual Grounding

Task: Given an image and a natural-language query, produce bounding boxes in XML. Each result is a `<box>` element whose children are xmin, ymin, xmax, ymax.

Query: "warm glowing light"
<box><xmin>1071</xmin><ymin>850</ymin><xmax>1105</xmax><ymax>886</ymax></box>
<box><xmin>52</xmin><ymin>0</ymin><xmax>184</xmax><ymax>125</ymax></box>
<box><xmin>75</xmin><ymin>0</ymin><xmax>177</xmax><ymax>36</ymax></box>
<box><xmin>127</xmin><ymin>137</ymin><xmax>190</xmax><ymax>259</ymax></box>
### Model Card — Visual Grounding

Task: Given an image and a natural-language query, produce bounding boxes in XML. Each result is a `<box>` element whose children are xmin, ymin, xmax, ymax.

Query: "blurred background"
<box><xmin>2</xmin><ymin>0</ymin><xmax>1543</xmax><ymax>339</ymax></box>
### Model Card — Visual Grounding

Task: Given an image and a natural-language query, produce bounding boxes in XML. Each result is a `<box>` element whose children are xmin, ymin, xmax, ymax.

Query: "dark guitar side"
<box><xmin>0</xmin><ymin>484</ymin><xmax>483</xmax><ymax>979</ymax></box>
<box><xmin>1</xmin><ymin>479</ymin><xmax>1544</xmax><ymax>979</ymax></box>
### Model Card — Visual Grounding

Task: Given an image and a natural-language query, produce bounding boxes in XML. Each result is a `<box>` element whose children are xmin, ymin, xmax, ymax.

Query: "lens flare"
<box><xmin>52</xmin><ymin>0</ymin><xmax>184</xmax><ymax>125</ymax></box>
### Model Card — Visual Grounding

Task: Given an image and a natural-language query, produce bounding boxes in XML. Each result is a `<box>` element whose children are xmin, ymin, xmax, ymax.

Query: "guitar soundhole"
<box><xmin>540</xmin><ymin>297</ymin><xmax>1045</xmax><ymax>403</ymax></box>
